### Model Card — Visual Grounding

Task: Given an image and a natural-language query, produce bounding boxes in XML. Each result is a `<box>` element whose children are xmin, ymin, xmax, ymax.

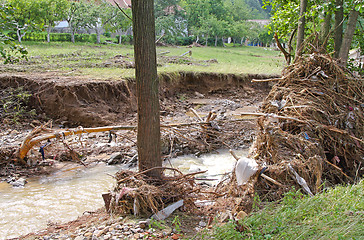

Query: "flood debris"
<box><xmin>106</xmin><ymin>167</ymin><xmax>204</xmax><ymax>217</ymax></box>
<box><xmin>248</xmin><ymin>53</ymin><xmax>363</xmax><ymax>200</ymax></box>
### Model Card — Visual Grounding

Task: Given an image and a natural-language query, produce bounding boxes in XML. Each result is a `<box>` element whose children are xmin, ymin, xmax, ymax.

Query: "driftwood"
<box><xmin>16</xmin><ymin>119</ymin><xmax>222</xmax><ymax>162</ymax></box>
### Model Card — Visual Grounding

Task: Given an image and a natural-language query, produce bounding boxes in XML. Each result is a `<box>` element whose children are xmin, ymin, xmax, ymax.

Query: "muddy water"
<box><xmin>0</xmin><ymin>163</ymin><xmax>122</xmax><ymax>239</ymax></box>
<box><xmin>0</xmin><ymin>149</ymin><xmax>248</xmax><ymax>239</ymax></box>
<box><xmin>167</xmin><ymin>149</ymin><xmax>249</xmax><ymax>184</ymax></box>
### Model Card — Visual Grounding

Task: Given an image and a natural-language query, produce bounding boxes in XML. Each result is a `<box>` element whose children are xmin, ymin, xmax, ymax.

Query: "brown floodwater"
<box><xmin>0</xmin><ymin>149</ymin><xmax>248</xmax><ymax>239</ymax></box>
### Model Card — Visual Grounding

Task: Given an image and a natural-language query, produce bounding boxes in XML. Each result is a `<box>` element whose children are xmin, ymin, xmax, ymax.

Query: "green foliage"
<box><xmin>149</xmin><ymin>218</ymin><xmax>166</xmax><ymax>230</ymax></box>
<box><xmin>4</xmin><ymin>0</ymin><xmax>43</xmax><ymax>42</ymax></box>
<box><xmin>7</xmin><ymin>32</ymin><xmax>102</xmax><ymax>43</ymax></box>
<box><xmin>0</xmin><ymin>87</ymin><xmax>35</xmax><ymax>123</ymax></box>
<box><xmin>0</xmin><ymin>34</ymin><xmax>28</xmax><ymax>63</ymax></box>
<box><xmin>2</xmin><ymin>42</ymin><xmax>283</xmax><ymax>78</ymax></box>
<box><xmin>211</xmin><ymin>221</ymin><xmax>244</xmax><ymax>240</ymax></box>
<box><xmin>103</xmin><ymin>4</ymin><xmax>132</xmax><ymax>44</ymax></box>
<box><xmin>202</xmin><ymin>181</ymin><xmax>364</xmax><ymax>239</ymax></box>
<box><xmin>172</xmin><ymin>215</ymin><xmax>182</xmax><ymax>233</ymax></box>
<box><xmin>0</xmin><ymin>4</ymin><xmax>28</xmax><ymax>63</ymax></box>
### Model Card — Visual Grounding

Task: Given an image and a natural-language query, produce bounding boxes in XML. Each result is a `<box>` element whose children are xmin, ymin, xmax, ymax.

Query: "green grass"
<box><xmin>0</xmin><ymin>42</ymin><xmax>284</xmax><ymax>79</ymax></box>
<box><xmin>196</xmin><ymin>181</ymin><xmax>364</xmax><ymax>240</ymax></box>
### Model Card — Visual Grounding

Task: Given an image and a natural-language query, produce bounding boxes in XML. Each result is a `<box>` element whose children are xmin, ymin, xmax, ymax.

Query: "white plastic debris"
<box><xmin>151</xmin><ymin>199</ymin><xmax>184</xmax><ymax>221</ymax></box>
<box><xmin>235</xmin><ymin>157</ymin><xmax>259</xmax><ymax>186</ymax></box>
<box><xmin>288</xmin><ymin>164</ymin><xmax>314</xmax><ymax>196</ymax></box>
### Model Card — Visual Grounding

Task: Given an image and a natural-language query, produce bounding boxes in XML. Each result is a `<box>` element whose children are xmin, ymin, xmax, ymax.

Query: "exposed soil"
<box><xmin>0</xmin><ymin>71</ymin><xmax>275</xmax><ymax>239</ymax></box>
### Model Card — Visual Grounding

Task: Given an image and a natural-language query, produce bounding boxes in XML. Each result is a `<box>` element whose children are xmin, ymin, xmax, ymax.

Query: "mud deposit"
<box><xmin>0</xmin><ymin>72</ymin><xmax>273</xmax><ymax>239</ymax></box>
<box><xmin>0</xmin><ymin>72</ymin><xmax>273</xmax><ymax>170</ymax></box>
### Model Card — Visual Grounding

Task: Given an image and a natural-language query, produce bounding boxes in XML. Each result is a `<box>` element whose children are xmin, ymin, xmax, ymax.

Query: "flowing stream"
<box><xmin>0</xmin><ymin>149</ymin><xmax>248</xmax><ymax>239</ymax></box>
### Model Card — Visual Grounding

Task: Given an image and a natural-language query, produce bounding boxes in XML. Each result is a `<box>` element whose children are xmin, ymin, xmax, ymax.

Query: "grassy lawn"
<box><xmin>1</xmin><ymin>42</ymin><xmax>284</xmax><ymax>79</ymax></box>
<box><xmin>197</xmin><ymin>180</ymin><xmax>364</xmax><ymax>240</ymax></box>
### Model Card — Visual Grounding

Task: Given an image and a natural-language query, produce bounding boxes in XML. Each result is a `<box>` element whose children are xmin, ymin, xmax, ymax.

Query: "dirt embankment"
<box><xmin>0</xmin><ymin>72</ymin><xmax>276</xmax><ymax>180</ymax></box>
<box><xmin>0</xmin><ymin>72</ymin><xmax>275</xmax><ymax>127</ymax></box>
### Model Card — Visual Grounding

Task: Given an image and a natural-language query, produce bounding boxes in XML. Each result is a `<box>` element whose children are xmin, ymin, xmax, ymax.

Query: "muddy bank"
<box><xmin>0</xmin><ymin>72</ymin><xmax>273</xmax><ymax>181</ymax></box>
<box><xmin>0</xmin><ymin>72</ymin><xmax>275</xmax><ymax>127</ymax></box>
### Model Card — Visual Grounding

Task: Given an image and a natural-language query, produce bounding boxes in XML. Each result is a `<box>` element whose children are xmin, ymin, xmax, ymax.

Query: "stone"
<box><xmin>123</xmin><ymin>231</ymin><xmax>132</xmax><ymax>236</ymax></box>
<box><xmin>107</xmin><ymin>153</ymin><xmax>123</xmax><ymax>165</ymax></box>
<box><xmin>84</xmin><ymin>232</ymin><xmax>93</xmax><ymax>237</ymax></box>
<box><xmin>74</xmin><ymin>236</ymin><xmax>84</xmax><ymax>240</ymax></box>
<box><xmin>9</xmin><ymin>177</ymin><xmax>27</xmax><ymax>187</ymax></box>
<box><xmin>103</xmin><ymin>234</ymin><xmax>111</xmax><ymax>240</ymax></box>
<box><xmin>219</xmin><ymin>211</ymin><xmax>231</xmax><ymax>223</ymax></box>
<box><xmin>138</xmin><ymin>220</ymin><xmax>148</xmax><ymax>229</ymax></box>
<box><xmin>236</xmin><ymin>211</ymin><xmax>248</xmax><ymax>221</ymax></box>
<box><xmin>199</xmin><ymin>221</ymin><xmax>207</xmax><ymax>227</ymax></box>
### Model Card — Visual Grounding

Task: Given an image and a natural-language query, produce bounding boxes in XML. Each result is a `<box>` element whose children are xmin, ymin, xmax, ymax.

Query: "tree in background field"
<box><xmin>65</xmin><ymin>0</ymin><xmax>88</xmax><ymax>43</ymax></box>
<box><xmin>4</xmin><ymin>0</ymin><xmax>42</xmax><ymax>42</ymax></box>
<box><xmin>82</xmin><ymin>1</ymin><xmax>118</xmax><ymax>44</ymax></box>
<box><xmin>155</xmin><ymin>0</ymin><xmax>188</xmax><ymax>40</ymax></box>
<box><xmin>103</xmin><ymin>5</ymin><xmax>132</xmax><ymax>44</ymax></box>
<box><xmin>0</xmin><ymin>3</ymin><xmax>28</xmax><ymax>63</ymax></box>
<box><xmin>38</xmin><ymin>0</ymin><xmax>69</xmax><ymax>43</ymax></box>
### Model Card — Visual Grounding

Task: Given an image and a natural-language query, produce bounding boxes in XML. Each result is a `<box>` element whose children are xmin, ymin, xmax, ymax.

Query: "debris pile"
<box><xmin>249</xmin><ymin>53</ymin><xmax>363</xmax><ymax>200</ymax></box>
<box><xmin>107</xmin><ymin>168</ymin><xmax>204</xmax><ymax>216</ymax></box>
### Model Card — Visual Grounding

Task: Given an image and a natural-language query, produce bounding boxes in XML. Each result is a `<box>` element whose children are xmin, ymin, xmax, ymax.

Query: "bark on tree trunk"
<box><xmin>338</xmin><ymin>9</ymin><xmax>359</xmax><ymax>66</ymax></box>
<box><xmin>95</xmin><ymin>28</ymin><xmax>101</xmax><ymax>44</ymax></box>
<box><xmin>132</xmin><ymin>0</ymin><xmax>162</xmax><ymax>179</ymax></box>
<box><xmin>17</xmin><ymin>29</ymin><xmax>22</xmax><ymax>43</ymax></box>
<box><xmin>47</xmin><ymin>26</ymin><xmax>52</xmax><ymax>43</ymax></box>
<box><xmin>296</xmin><ymin>0</ymin><xmax>308</xmax><ymax>57</ymax></box>
<box><xmin>334</xmin><ymin>0</ymin><xmax>343</xmax><ymax>58</ymax></box>
<box><xmin>319</xmin><ymin>0</ymin><xmax>332</xmax><ymax>49</ymax></box>
<box><xmin>205</xmin><ymin>34</ymin><xmax>208</xmax><ymax>46</ymax></box>
<box><xmin>215</xmin><ymin>36</ymin><xmax>218</xmax><ymax>47</ymax></box>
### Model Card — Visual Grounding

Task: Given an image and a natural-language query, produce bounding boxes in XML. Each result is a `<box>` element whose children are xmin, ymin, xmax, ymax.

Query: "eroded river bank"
<box><xmin>0</xmin><ymin>72</ymin><xmax>272</xmax><ymax>239</ymax></box>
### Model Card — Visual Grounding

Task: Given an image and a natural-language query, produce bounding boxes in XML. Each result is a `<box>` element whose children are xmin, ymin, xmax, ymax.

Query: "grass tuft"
<box><xmin>0</xmin><ymin>42</ymin><xmax>284</xmax><ymax>79</ymax></box>
<box><xmin>195</xmin><ymin>181</ymin><xmax>364</xmax><ymax>240</ymax></box>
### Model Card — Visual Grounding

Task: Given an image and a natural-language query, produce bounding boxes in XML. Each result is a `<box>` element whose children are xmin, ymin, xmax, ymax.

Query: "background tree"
<box><xmin>5</xmin><ymin>0</ymin><xmax>42</xmax><ymax>42</ymax></box>
<box><xmin>0</xmin><ymin>3</ymin><xmax>27</xmax><ymax>63</ymax></box>
<box><xmin>82</xmin><ymin>1</ymin><xmax>116</xmax><ymax>44</ymax></box>
<box><xmin>104</xmin><ymin>5</ymin><xmax>132</xmax><ymax>44</ymax></box>
<box><xmin>39</xmin><ymin>0</ymin><xmax>69</xmax><ymax>43</ymax></box>
<box><xmin>65</xmin><ymin>0</ymin><xmax>87</xmax><ymax>43</ymax></box>
<box><xmin>132</xmin><ymin>0</ymin><xmax>162</xmax><ymax>179</ymax></box>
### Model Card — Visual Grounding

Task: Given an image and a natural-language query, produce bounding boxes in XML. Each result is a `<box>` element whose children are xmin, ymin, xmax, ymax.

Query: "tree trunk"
<box><xmin>215</xmin><ymin>35</ymin><xmax>218</xmax><ymax>47</ymax></box>
<box><xmin>222</xmin><ymin>37</ymin><xmax>226</xmax><ymax>47</ymax></box>
<box><xmin>338</xmin><ymin>9</ymin><xmax>359</xmax><ymax>66</ymax></box>
<box><xmin>296</xmin><ymin>0</ymin><xmax>308</xmax><ymax>57</ymax></box>
<box><xmin>16</xmin><ymin>29</ymin><xmax>22</xmax><ymax>43</ymax></box>
<box><xmin>334</xmin><ymin>0</ymin><xmax>343</xmax><ymax>58</ymax></box>
<box><xmin>47</xmin><ymin>26</ymin><xmax>52</xmax><ymax>43</ymax></box>
<box><xmin>119</xmin><ymin>32</ymin><xmax>122</xmax><ymax>44</ymax></box>
<box><xmin>95</xmin><ymin>28</ymin><xmax>101</xmax><ymax>44</ymax></box>
<box><xmin>132</xmin><ymin>0</ymin><xmax>162</xmax><ymax>179</ymax></box>
<box><xmin>319</xmin><ymin>0</ymin><xmax>332</xmax><ymax>49</ymax></box>
<box><xmin>71</xmin><ymin>31</ymin><xmax>75</xmax><ymax>43</ymax></box>
<box><xmin>205</xmin><ymin>34</ymin><xmax>208</xmax><ymax>46</ymax></box>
